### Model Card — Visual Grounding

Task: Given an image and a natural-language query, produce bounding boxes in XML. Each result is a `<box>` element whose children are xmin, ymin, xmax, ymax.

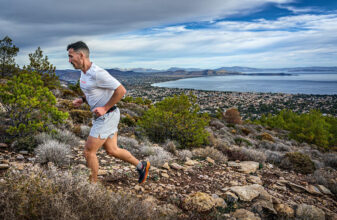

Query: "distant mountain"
<box><xmin>167</xmin><ymin>67</ymin><xmax>204</xmax><ymax>72</ymax></box>
<box><xmin>115</xmin><ymin>67</ymin><xmax>163</xmax><ymax>73</ymax></box>
<box><xmin>215</xmin><ymin>66</ymin><xmax>337</xmax><ymax>73</ymax></box>
<box><xmin>55</xmin><ymin>66</ymin><xmax>337</xmax><ymax>84</ymax></box>
<box><xmin>55</xmin><ymin>68</ymin><xmax>142</xmax><ymax>83</ymax></box>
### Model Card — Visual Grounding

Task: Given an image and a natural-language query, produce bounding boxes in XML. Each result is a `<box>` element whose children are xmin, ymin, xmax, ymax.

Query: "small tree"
<box><xmin>25</xmin><ymin>47</ymin><xmax>60</xmax><ymax>90</ymax></box>
<box><xmin>0</xmin><ymin>36</ymin><xmax>19</xmax><ymax>77</ymax></box>
<box><xmin>0</xmin><ymin>70</ymin><xmax>68</xmax><ymax>140</ymax></box>
<box><xmin>138</xmin><ymin>93</ymin><xmax>209</xmax><ymax>148</ymax></box>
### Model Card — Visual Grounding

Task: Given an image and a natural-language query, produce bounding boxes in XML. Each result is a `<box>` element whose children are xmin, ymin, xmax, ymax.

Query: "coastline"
<box><xmin>127</xmin><ymin>84</ymin><xmax>337</xmax><ymax>119</ymax></box>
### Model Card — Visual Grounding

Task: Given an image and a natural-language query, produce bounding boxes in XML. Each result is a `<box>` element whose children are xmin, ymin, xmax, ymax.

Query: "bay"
<box><xmin>152</xmin><ymin>73</ymin><xmax>337</xmax><ymax>95</ymax></box>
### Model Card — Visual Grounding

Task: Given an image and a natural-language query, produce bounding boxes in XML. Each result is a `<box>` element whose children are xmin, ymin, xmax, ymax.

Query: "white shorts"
<box><xmin>89</xmin><ymin>107</ymin><xmax>120</xmax><ymax>139</ymax></box>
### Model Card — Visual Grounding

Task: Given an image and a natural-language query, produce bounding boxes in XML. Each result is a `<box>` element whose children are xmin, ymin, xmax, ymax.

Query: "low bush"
<box><xmin>60</xmin><ymin>88</ymin><xmax>77</xmax><ymax>99</ymax></box>
<box><xmin>0</xmin><ymin>165</ymin><xmax>166</xmax><ymax>220</ymax></box>
<box><xmin>138</xmin><ymin>93</ymin><xmax>209</xmax><ymax>148</ymax></box>
<box><xmin>265</xmin><ymin>150</ymin><xmax>283</xmax><ymax>165</ymax></box>
<box><xmin>177</xmin><ymin>149</ymin><xmax>193</xmax><ymax>161</ymax></box>
<box><xmin>163</xmin><ymin>140</ymin><xmax>177</xmax><ymax>155</ymax></box>
<box><xmin>234</xmin><ymin>137</ymin><xmax>252</xmax><ymax>147</ymax></box>
<box><xmin>281</xmin><ymin>152</ymin><xmax>315</xmax><ymax>174</ymax></box>
<box><xmin>192</xmin><ymin>147</ymin><xmax>227</xmax><ymax>163</ymax></box>
<box><xmin>254</xmin><ymin>109</ymin><xmax>337</xmax><ymax>150</ymax></box>
<box><xmin>257</xmin><ymin>141</ymin><xmax>292</xmax><ymax>152</ymax></box>
<box><xmin>118</xmin><ymin>136</ymin><xmax>140</xmax><ymax>156</ymax></box>
<box><xmin>322</xmin><ymin>153</ymin><xmax>337</xmax><ymax>169</ymax></box>
<box><xmin>140</xmin><ymin>146</ymin><xmax>173</xmax><ymax>167</ymax></box>
<box><xmin>36</xmin><ymin>127</ymin><xmax>80</xmax><ymax>147</ymax></box>
<box><xmin>11</xmin><ymin>135</ymin><xmax>38</xmax><ymax>152</ymax></box>
<box><xmin>241</xmin><ymin>127</ymin><xmax>251</xmax><ymax>136</ymax></box>
<box><xmin>50</xmin><ymin>127</ymin><xmax>80</xmax><ymax>146</ymax></box>
<box><xmin>120</xmin><ymin>114</ymin><xmax>137</xmax><ymax>127</ymax></box>
<box><xmin>313</xmin><ymin>168</ymin><xmax>337</xmax><ymax>195</ymax></box>
<box><xmin>35</xmin><ymin>140</ymin><xmax>71</xmax><ymax>166</ymax></box>
<box><xmin>257</xmin><ymin>132</ymin><xmax>274</xmax><ymax>142</ymax></box>
<box><xmin>223</xmin><ymin>146</ymin><xmax>266</xmax><ymax>163</ymax></box>
<box><xmin>69</xmin><ymin>109</ymin><xmax>92</xmax><ymax>124</ymax></box>
<box><xmin>224</xmin><ymin>108</ymin><xmax>242</xmax><ymax>125</ymax></box>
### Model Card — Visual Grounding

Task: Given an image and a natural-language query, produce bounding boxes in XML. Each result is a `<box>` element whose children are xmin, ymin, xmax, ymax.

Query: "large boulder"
<box><xmin>228</xmin><ymin>161</ymin><xmax>260</xmax><ymax>174</ymax></box>
<box><xmin>229</xmin><ymin>184</ymin><xmax>271</xmax><ymax>202</ymax></box>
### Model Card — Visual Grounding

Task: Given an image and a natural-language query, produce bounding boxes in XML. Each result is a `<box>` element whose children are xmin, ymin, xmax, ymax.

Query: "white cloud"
<box><xmin>52</xmin><ymin>13</ymin><xmax>336</xmax><ymax>69</ymax></box>
<box><xmin>2</xmin><ymin>0</ymin><xmax>336</xmax><ymax>69</ymax></box>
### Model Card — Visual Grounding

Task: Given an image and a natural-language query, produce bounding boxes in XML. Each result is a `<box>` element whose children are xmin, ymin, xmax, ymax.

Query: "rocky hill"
<box><xmin>0</xmin><ymin>96</ymin><xmax>336</xmax><ymax>219</ymax></box>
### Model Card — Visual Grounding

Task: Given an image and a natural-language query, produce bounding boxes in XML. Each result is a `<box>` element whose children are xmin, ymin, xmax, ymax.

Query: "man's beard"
<box><xmin>71</xmin><ymin>63</ymin><xmax>79</xmax><ymax>69</ymax></box>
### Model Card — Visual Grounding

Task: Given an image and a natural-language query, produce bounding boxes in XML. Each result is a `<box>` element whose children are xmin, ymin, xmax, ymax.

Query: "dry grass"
<box><xmin>34</xmin><ymin>140</ymin><xmax>71</xmax><ymax>166</ymax></box>
<box><xmin>143</xmin><ymin>146</ymin><xmax>173</xmax><ymax>167</ymax></box>
<box><xmin>0</xmin><ymin>165</ymin><xmax>171</xmax><ymax>220</ymax></box>
<box><xmin>118</xmin><ymin>136</ymin><xmax>140</xmax><ymax>156</ymax></box>
<box><xmin>322</xmin><ymin>153</ymin><xmax>337</xmax><ymax>169</ymax></box>
<box><xmin>163</xmin><ymin>140</ymin><xmax>177</xmax><ymax>155</ymax></box>
<box><xmin>177</xmin><ymin>149</ymin><xmax>193</xmax><ymax>161</ymax></box>
<box><xmin>192</xmin><ymin>146</ymin><xmax>228</xmax><ymax>163</ymax></box>
<box><xmin>37</xmin><ymin>127</ymin><xmax>80</xmax><ymax>147</ymax></box>
<box><xmin>265</xmin><ymin>150</ymin><xmax>283</xmax><ymax>165</ymax></box>
<box><xmin>313</xmin><ymin>168</ymin><xmax>337</xmax><ymax>195</ymax></box>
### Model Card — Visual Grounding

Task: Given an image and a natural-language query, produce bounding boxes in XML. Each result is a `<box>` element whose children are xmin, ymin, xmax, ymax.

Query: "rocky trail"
<box><xmin>1</xmin><ymin>140</ymin><xmax>336</xmax><ymax>220</ymax></box>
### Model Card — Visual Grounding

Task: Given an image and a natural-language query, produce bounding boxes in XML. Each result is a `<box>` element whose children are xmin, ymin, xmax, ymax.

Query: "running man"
<box><xmin>68</xmin><ymin>41</ymin><xmax>150</xmax><ymax>183</ymax></box>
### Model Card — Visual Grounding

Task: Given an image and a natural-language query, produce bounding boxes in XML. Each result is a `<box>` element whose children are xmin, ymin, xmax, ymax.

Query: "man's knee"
<box><xmin>84</xmin><ymin>145</ymin><xmax>95</xmax><ymax>158</ymax></box>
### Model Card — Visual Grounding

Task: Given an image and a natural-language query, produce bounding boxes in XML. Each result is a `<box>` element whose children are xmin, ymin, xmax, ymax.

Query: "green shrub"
<box><xmin>121</xmin><ymin>114</ymin><xmax>136</xmax><ymax>127</ymax></box>
<box><xmin>60</xmin><ymin>88</ymin><xmax>77</xmax><ymax>99</ymax></box>
<box><xmin>69</xmin><ymin>109</ymin><xmax>92</xmax><ymax>124</ymax></box>
<box><xmin>234</xmin><ymin>137</ymin><xmax>252</xmax><ymax>146</ymax></box>
<box><xmin>68</xmin><ymin>80</ymin><xmax>83</xmax><ymax>96</ymax></box>
<box><xmin>122</xmin><ymin>96</ymin><xmax>152</xmax><ymax>105</ymax></box>
<box><xmin>254</xmin><ymin>109</ymin><xmax>336</xmax><ymax>150</ymax></box>
<box><xmin>281</xmin><ymin>152</ymin><xmax>315</xmax><ymax>174</ymax></box>
<box><xmin>257</xmin><ymin>132</ymin><xmax>274</xmax><ymax>142</ymax></box>
<box><xmin>0</xmin><ymin>70</ymin><xmax>68</xmax><ymax>144</ymax></box>
<box><xmin>137</xmin><ymin>93</ymin><xmax>210</xmax><ymax>148</ymax></box>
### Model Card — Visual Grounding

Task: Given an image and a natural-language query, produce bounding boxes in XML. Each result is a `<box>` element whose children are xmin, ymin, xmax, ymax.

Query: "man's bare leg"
<box><xmin>84</xmin><ymin>136</ymin><xmax>106</xmax><ymax>183</ymax></box>
<box><xmin>103</xmin><ymin>132</ymin><xmax>139</xmax><ymax>166</ymax></box>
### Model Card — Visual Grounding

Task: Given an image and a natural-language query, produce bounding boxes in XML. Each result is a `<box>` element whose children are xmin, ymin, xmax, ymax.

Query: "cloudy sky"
<box><xmin>1</xmin><ymin>0</ymin><xmax>337</xmax><ymax>70</ymax></box>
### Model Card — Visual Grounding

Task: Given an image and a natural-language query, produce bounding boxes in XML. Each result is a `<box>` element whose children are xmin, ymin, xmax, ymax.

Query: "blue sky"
<box><xmin>1</xmin><ymin>0</ymin><xmax>337</xmax><ymax>70</ymax></box>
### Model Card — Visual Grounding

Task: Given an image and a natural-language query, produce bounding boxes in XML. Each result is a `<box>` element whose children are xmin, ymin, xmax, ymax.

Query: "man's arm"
<box><xmin>93</xmin><ymin>85</ymin><xmax>126</xmax><ymax>116</ymax></box>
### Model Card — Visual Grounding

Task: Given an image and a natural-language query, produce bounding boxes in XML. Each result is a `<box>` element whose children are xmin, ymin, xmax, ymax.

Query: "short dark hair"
<box><xmin>67</xmin><ymin>41</ymin><xmax>90</xmax><ymax>57</ymax></box>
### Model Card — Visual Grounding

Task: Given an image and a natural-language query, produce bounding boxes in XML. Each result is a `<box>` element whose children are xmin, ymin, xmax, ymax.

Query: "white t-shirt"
<box><xmin>80</xmin><ymin>63</ymin><xmax>121</xmax><ymax>111</ymax></box>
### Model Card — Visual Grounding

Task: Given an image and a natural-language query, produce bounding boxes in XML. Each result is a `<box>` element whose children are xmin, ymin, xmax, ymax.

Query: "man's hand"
<box><xmin>93</xmin><ymin>106</ymin><xmax>107</xmax><ymax>117</ymax></box>
<box><xmin>73</xmin><ymin>98</ymin><xmax>83</xmax><ymax>107</ymax></box>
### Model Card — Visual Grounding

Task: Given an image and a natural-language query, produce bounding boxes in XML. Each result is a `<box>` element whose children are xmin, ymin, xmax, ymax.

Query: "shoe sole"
<box><xmin>140</xmin><ymin>162</ymin><xmax>150</xmax><ymax>184</ymax></box>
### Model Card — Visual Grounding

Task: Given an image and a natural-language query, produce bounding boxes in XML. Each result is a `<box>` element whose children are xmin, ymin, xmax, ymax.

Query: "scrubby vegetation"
<box><xmin>0</xmin><ymin>36</ymin><xmax>68</xmax><ymax>151</ymax></box>
<box><xmin>281</xmin><ymin>152</ymin><xmax>315</xmax><ymax>174</ymax></box>
<box><xmin>138</xmin><ymin>93</ymin><xmax>210</xmax><ymax>148</ymax></box>
<box><xmin>0</xmin><ymin>165</ymin><xmax>165</xmax><ymax>220</ymax></box>
<box><xmin>0</xmin><ymin>70</ymin><xmax>68</xmax><ymax>147</ymax></box>
<box><xmin>1</xmin><ymin>35</ymin><xmax>337</xmax><ymax>218</ymax></box>
<box><xmin>254</xmin><ymin>109</ymin><xmax>337</xmax><ymax>150</ymax></box>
